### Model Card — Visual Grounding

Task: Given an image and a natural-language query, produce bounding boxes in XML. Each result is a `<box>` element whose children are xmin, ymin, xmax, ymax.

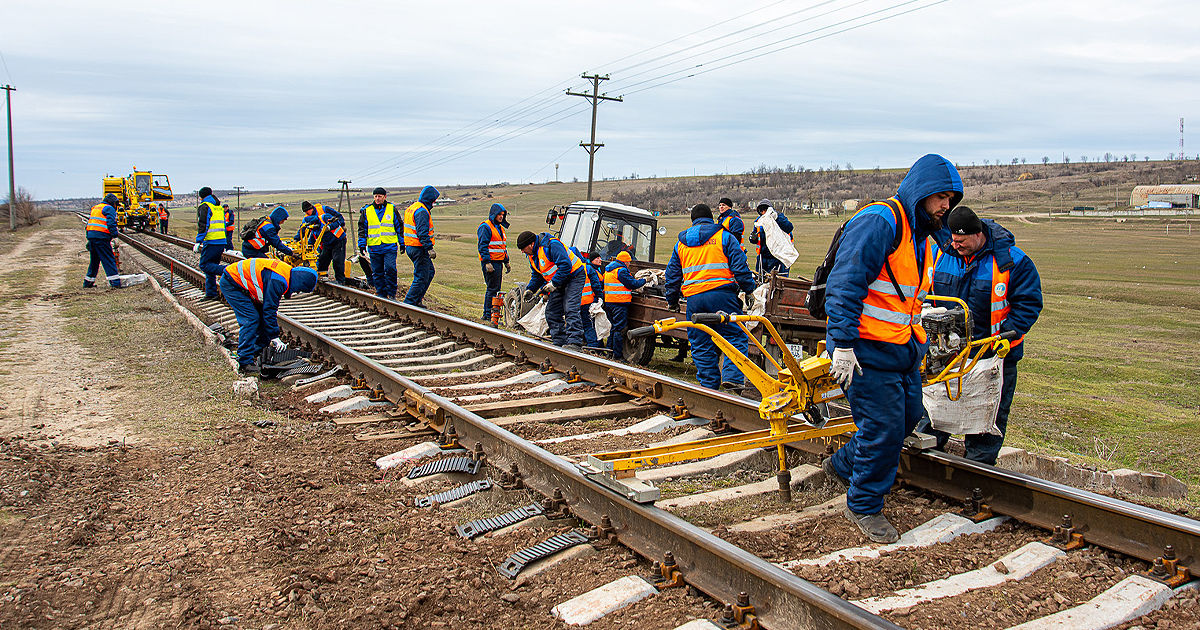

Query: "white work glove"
<box><xmin>193</xmin><ymin>243</ymin><xmax>201</xmax><ymax>253</ymax></box>
<box><xmin>484</xmin><ymin>262</ymin><xmax>495</xmax><ymax>273</ymax></box>
<box><xmin>270</xmin><ymin>338</ymin><xmax>287</xmax><ymax>352</ymax></box>
<box><xmin>829</xmin><ymin>347</ymin><xmax>862</xmax><ymax>387</ymax></box>
<box><xmin>427</xmin><ymin>250</ymin><xmax>436</xmax><ymax>260</ymax></box>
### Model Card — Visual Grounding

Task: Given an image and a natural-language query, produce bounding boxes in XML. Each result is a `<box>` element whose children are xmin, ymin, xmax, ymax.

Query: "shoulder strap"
<box><xmin>878</xmin><ymin>198</ymin><xmax>907</xmax><ymax>299</ymax></box>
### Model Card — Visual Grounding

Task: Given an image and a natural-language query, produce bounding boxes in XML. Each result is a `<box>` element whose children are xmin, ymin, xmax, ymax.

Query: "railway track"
<box><xmin>108</xmin><ymin>226</ymin><xmax>1200</xmax><ymax>629</ymax></box>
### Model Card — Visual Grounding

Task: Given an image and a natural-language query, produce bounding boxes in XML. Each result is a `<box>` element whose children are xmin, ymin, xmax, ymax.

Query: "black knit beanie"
<box><xmin>691</xmin><ymin>204</ymin><xmax>713</xmax><ymax>221</ymax></box>
<box><xmin>947</xmin><ymin>205</ymin><xmax>983</xmax><ymax>235</ymax></box>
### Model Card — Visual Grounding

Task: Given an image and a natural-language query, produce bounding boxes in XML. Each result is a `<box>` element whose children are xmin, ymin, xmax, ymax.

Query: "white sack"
<box><xmin>742</xmin><ymin>284</ymin><xmax>772</xmax><ymax>330</ymax></box>
<box><xmin>754</xmin><ymin>209</ymin><xmax>799</xmax><ymax>268</ymax></box>
<box><xmin>634</xmin><ymin>268</ymin><xmax>664</xmax><ymax>287</ymax></box>
<box><xmin>922</xmin><ymin>356</ymin><xmax>1004</xmax><ymax>436</ymax></box>
<box><xmin>518</xmin><ymin>298</ymin><xmax>550</xmax><ymax>337</ymax></box>
<box><xmin>590</xmin><ymin>301</ymin><xmax>611</xmax><ymax>339</ymax></box>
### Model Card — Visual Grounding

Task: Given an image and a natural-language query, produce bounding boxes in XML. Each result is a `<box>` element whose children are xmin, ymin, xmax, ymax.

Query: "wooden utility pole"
<box><xmin>567</xmin><ymin>74</ymin><xmax>622</xmax><ymax>200</ymax></box>
<box><xmin>328</xmin><ymin>180</ymin><xmax>363</xmax><ymax>245</ymax></box>
<box><xmin>3</xmin><ymin>85</ymin><xmax>15</xmax><ymax>230</ymax></box>
<box><xmin>233</xmin><ymin>185</ymin><xmax>245</xmax><ymax>233</ymax></box>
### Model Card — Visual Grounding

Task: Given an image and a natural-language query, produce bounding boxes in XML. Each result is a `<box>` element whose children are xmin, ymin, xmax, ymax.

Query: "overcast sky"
<box><xmin>4</xmin><ymin>0</ymin><xmax>1198</xmax><ymax>200</ymax></box>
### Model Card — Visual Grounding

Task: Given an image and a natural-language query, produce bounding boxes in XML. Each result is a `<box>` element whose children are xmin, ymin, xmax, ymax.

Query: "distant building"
<box><xmin>1129</xmin><ymin>185</ymin><xmax>1200</xmax><ymax>208</ymax></box>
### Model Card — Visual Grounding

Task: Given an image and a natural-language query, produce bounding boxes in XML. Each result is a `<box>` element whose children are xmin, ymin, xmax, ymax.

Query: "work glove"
<box><xmin>523</xmin><ymin>289</ymin><xmax>535</xmax><ymax>302</ymax></box>
<box><xmin>269</xmin><ymin>338</ymin><xmax>287</xmax><ymax>352</ymax></box>
<box><xmin>193</xmin><ymin>243</ymin><xmax>202</xmax><ymax>253</ymax></box>
<box><xmin>503</xmin><ymin>260</ymin><xmax>511</xmax><ymax>273</ymax></box>
<box><xmin>427</xmin><ymin>250</ymin><xmax>437</xmax><ymax>260</ymax></box>
<box><xmin>541</xmin><ymin>283</ymin><xmax>557</xmax><ymax>294</ymax></box>
<box><xmin>484</xmin><ymin>262</ymin><xmax>495</xmax><ymax>273</ymax></box>
<box><xmin>829</xmin><ymin>347</ymin><xmax>862</xmax><ymax>388</ymax></box>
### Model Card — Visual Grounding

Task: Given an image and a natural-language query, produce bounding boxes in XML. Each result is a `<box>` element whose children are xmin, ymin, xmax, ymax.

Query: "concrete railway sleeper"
<box><xmin>109</xmin><ymin>225</ymin><xmax>1200</xmax><ymax>629</ymax></box>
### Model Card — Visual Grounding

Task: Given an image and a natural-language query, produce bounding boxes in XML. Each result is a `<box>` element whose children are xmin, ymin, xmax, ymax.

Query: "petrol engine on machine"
<box><xmin>922</xmin><ymin>304</ymin><xmax>969</xmax><ymax>377</ymax></box>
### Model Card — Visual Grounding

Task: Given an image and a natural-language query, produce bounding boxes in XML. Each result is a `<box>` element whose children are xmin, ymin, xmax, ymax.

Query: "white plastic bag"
<box><xmin>754</xmin><ymin>209</ymin><xmax>798</xmax><ymax>268</ymax></box>
<box><xmin>115</xmin><ymin>273</ymin><xmax>149</xmax><ymax>287</ymax></box>
<box><xmin>741</xmin><ymin>284</ymin><xmax>771</xmax><ymax>330</ymax></box>
<box><xmin>590</xmin><ymin>301</ymin><xmax>611</xmax><ymax>339</ymax></box>
<box><xmin>922</xmin><ymin>356</ymin><xmax>1004</xmax><ymax>436</ymax></box>
<box><xmin>518</xmin><ymin>298</ymin><xmax>550</xmax><ymax>337</ymax></box>
<box><xmin>634</xmin><ymin>268</ymin><xmax>664</xmax><ymax>287</ymax></box>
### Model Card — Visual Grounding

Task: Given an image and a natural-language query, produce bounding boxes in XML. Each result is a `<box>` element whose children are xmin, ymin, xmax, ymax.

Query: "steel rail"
<box><xmin>123</xmin><ymin>229</ymin><xmax>1200</xmax><ymax>578</ymax></box>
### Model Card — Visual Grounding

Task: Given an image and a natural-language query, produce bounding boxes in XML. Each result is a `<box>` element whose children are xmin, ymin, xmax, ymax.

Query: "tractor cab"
<box><xmin>546</xmin><ymin>201</ymin><xmax>665</xmax><ymax>263</ymax></box>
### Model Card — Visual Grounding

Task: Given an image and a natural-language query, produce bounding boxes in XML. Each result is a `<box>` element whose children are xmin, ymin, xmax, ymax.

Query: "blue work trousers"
<box><xmin>481</xmin><ymin>261</ymin><xmax>503</xmax><ymax>319</ymax></box>
<box><xmin>582</xmin><ymin>303</ymin><xmax>599</xmax><ymax>347</ymax></box>
<box><xmin>404</xmin><ymin>246</ymin><xmax>434</xmax><ymax>306</ymax></box>
<box><xmin>604</xmin><ymin>302</ymin><xmax>629</xmax><ymax>359</ymax></box>
<box><xmin>829</xmin><ymin>363</ymin><xmax>924</xmax><ymax>515</ymax></box>
<box><xmin>199</xmin><ymin>243</ymin><xmax>226</xmax><ymax>298</ymax></box>
<box><xmin>543</xmin><ymin>271</ymin><xmax>585</xmax><ymax>346</ymax></box>
<box><xmin>918</xmin><ymin>360</ymin><xmax>1020</xmax><ymax>465</ymax></box>
<box><xmin>684</xmin><ymin>287</ymin><xmax>748</xmax><ymax>389</ymax></box>
<box><xmin>759</xmin><ymin>254</ymin><xmax>789</xmax><ymax>277</ymax></box>
<box><xmin>370</xmin><ymin>248</ymin><xmax>398</xmax><ymax>300</ymax></box>
<box><xmin>220</xmin><ymin>275</ymin><xmax>273</xmax><ymax>368</ymax></box>
<box><xmin>317</xmin><ymin>238</ymin><xmax>347</xmax><ymax>283</ymax></box>
<box><xmin>85</xmin><ymin>237</ymin><xmax>121</xmax><ymax>286</ymax></box>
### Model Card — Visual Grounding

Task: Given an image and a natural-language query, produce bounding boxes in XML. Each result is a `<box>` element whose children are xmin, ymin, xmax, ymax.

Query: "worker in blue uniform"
<box><xmin>242</xmin><ymin>206</ymin><xmax>295</xmax><ymax>259</ymax></box>
<box><xmin>748</xmin><ymin>198</ymin><xmax>794</xmax><ymax>277</ymax></box>
<box><xmin>476</xmin><ymin>203</ymin><xmax>511</xmax><ymax>320</ymax></box>
<box><xmin>571</xmin><ymin>247</ymin><xmax>605</xmax><ymax>349</ymax></box>
<box><xmin>357</xmin><ymin>187</ymin><xmax>404</xmax><ymax>299</ymax></box>
<box><xmin>84</xmin><ymin>193</ymin><xmax>122</xmax><ymax>288</ymax></box>
<box><xmin>664</xmin><ymin>204</ymin><xmax>756</xmax><ymax>390</ymax></box>
<box><xmin>300</xmin><ymin>200</ymin><xmax>347</xmax><ymax>284</ymax></box>
<box><xmin>822</xmin><ymin>154</ymin><xmax>962</xmax><ymax>544</ymax></box>
<box><xmin>603</xmin><ymin>250</ymin><xmax>646</xmax><ymax>360</ymax></box>
<box><xmin>716</xmin><ymin>197</ymin><xmax>745</xmax><ymax>251</ymax></box>
<box><xmin>917</xmin><ymin>206</ymin><xmax>1043</xmax><ymax>464</ymax></box>
<box><xmin>193</xmin><ymin>186</ymin><xmax>229</xmax><ymax>300</ymax></box>
<box><xmin>517</xmin><ymin>230</ymin><xmax>586</xmax><ymax>350</ymax></box>
<box><xmin>403</xmin><ymin>185</ymin><xmax>439</xmax><ymax>307</ymax></box>
<box><xmin>219</xmin><ymin>258</ymin><xmax>319</xmax><ymax>375</ymax></box>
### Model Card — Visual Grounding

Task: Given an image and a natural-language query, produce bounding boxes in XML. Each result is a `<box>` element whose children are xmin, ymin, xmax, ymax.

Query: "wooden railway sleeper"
<box><xmin>1146</xmin><ymin>544</ymin><xmax>1193</xmax><ymax>587</ymax></box>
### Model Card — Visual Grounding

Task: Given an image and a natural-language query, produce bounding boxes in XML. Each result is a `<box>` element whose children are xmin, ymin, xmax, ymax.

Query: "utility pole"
<box><xmin>567</xmin><ymin>73</ymin><xmax>622</xmax><ymax>200</ymax></box>
<box><xmin>233</xmin><ymin>185</ymin><xmax>245</xmax><ymax>234</ymax></box>
<box><xmin>328</xmin><ymin>180</ymin><xmax>363</xmax><ymax>245</ymax></box>
<box><xmin>3</xmin><ymin>85</ymin><xmax>15</xmax><ymax>231</ymax></box>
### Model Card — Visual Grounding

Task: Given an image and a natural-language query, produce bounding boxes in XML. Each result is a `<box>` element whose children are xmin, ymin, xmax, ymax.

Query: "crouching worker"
<box><xmin>219</xmin><ymin>258</ymin><xmax>319</xmax><ymax>376</ymax></box>
<box><xmin>243</xmin><ymin>205</ymin><xmax>295</xmax><ymax>259</ymax></box>
<box><xmin>603</xmin><ymin>251</ymin><xmax>646</xmax><ymax>360</ymax></box>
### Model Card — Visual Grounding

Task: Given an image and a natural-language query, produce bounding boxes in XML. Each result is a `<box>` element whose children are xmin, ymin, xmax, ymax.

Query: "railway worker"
<box><xmin>219</xmin><ymin>258</ymin><xmax>319</xmax><ymax>376</ymax></box>
<box><xmin>918</xmin><ymin>206</ymin><xmax>1042</xmax><ymax>465</ymax></box>
<box><xmin>517</xmin><ymin>230</ymin><xmax>586</xmax><ymax>350</ymax></box>
<box><xmin>358</xmin><ymin>187</ymin><xmax>403</xmax><ymax>300</ymax></box>
<box><xmin>572</xmin><ymin>247</ymin><xmax>605</xmax><ymax>349</ymax></box>
<box><xmin>476</xmin><ymin>202</ymin><xmax>511</xmax><ymax>320</ymax></box>
<box><xmin>716</xmin><ymin>197</ymin><xmax>746</xmax><ymax>251</ymax></box>
<box><xmin>193</xmin><ymin>187</ymin><xmax>229</xmax><ymax>300</ymax></box>
<box><xmin>603</xmin><ymin>250</ymin><xmax>647</xmax><ymax>361</ymax></box>
<box><xmin>663</xmin><ymin>203</ymin><xmax>756</xmax><ymax>390</ymax></box>
<box><xmin>403</xmin><ymin>185</ymin><xmax>439</xmax><ymax>307</ymax></box>
<box><xmin>243</xmin><ymin>206</ymin><xmax>295</xmax><ymax>260</ymax></box>
<box><xmin>821</xmin><ymin>153</ymin><xmax>962</xmax><ymax>544</ymax></box>
<box><xmin>748</xmin><ymin>198</ymin><xmax>794</xmax><ymax>277</ymax></box>
<box><xmin>157</xmin><ymin>204</ymin><xmax>169</xmax><ymax>234</ymax></box>
<box><xmin>300</xmin><ymin>200</ymin><xmax>348</xmax><ymax>284</ymax></box>
<box><xmin>84</xmin><ymin>193</ymin><xmax>121</xmax><ymax>288</ymax></box>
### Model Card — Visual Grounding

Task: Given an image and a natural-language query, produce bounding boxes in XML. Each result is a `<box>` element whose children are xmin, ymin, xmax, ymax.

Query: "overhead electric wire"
<box><xmin>522</xmin><ymin>144</ymin><xmax>578</xmax><ymax>184</ymax></box>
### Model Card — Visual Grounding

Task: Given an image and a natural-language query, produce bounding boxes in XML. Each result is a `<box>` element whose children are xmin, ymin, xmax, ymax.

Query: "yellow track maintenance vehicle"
<box><xmin>582</xmin><ymin>296</ymin><xmax>1020</xmax><ymax>503</ymax></box>
<box><xmin>102</xmin><ymin>168</ymin><xmax>173</xmax><ymax>231</ymax></box>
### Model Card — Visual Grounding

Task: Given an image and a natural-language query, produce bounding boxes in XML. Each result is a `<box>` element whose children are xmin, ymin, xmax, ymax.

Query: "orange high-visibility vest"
<box><xmin>158</xmin><ymin>206</ymin><xmax>168</xmax><ymax>220</ymax></box>
<box><xmin>529</xmin><ymin>240</ymin><xmax>583</xmax><ymax>283</ymax></box>
<box><xmin>480</xmin><ymin>220</ymin><xmax>506</xmax><ymax>261</ymax></box>
<box><xmin>225</xmin><ymin>258</ymin><xmax>293</xmax><ymax>303</ymax></box>
<box><xmin>403</xmin><ymin>202</ymin><xmax>434</xmax><ymax>247</ymax></box>
<box><xmin>720</xmin><ymin>214</ymin><xmax>746</xmax><ymax>252</ymax></box>
<box><xmin>676</xmin><ymin>232</ymin><xmax>735</xmax><ymax>297</ymax></box>
<box><xmin>603</xmin><ymin>264</ymin><xmax>632</xmax><ymax>303</ymax></box>
<box><xmin>87</xmin><ymin>203</ymin><xmax>112</xmax><ymax>235</ymax></box>
<box><xmin>314</xmin><ymin>204</ymin><xmax>345</xmax><ymax>239</ymax></box>
<box><xmin>856</xmin><ymin>199</ymin><xmax>932</xmax><ymax>345</ymax></box>
<box><xmin>245</xmin><ymin>219</ymin><xmax>269</xmax><ymax>250</ymax></box>
<box><xmin>989</xmin><ymin>258</ymin><xmax>1023</xmax><ymax>347</ymax></box>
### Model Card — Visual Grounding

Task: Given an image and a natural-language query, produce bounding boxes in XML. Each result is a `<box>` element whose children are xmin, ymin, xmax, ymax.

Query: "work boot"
<box><xmin>83</xmin><ymin>280</ymin><xmax>95</xmax><ymax>288</ymax></box>
<box><xmin>821</xmin><ymin>457</ymin><xmax>850</xmax><ymax>491</ymax></box>
<box><xmin>237</xmin><ymin>363</ymin><xmax>260</xmax><ymax>377</ymax></box>
<box><xmin>843</xmin><ymin>506</ymin><xmax>899</xmax><ymax>544</ymax></box>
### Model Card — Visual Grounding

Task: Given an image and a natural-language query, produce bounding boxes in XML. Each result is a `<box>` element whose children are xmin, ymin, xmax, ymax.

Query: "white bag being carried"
<box><xmin>590</xmin><ymin>301</ymin><xmax>611</xmax><ymax>339</ymax></box>
<box><xmin>754</xmin><ymin>209</ymin><xmax>799</xmax><ymax>268</ymax></box>
<box><xmin>518</xmin><ymin>298</ymin><xmax>550</xmax><ymax>337</ymax></box>
<box><xmin>922</xmin><ymin>356</ymin><xmax>1004</xmax><ymax>436</ymax></box>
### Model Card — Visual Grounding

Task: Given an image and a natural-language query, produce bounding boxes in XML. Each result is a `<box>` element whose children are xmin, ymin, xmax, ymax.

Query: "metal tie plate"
<box><xmin>296</xmin><ymin>366</ymin><xmax>342</xmax><ymax>386</ymax></box>
<box><xmin>408</xmin><ymin>456</ymin><xmax>481</xmax><ymax>480</ymax></box>
<box><xmin>415</xmin><ymin>479</ymin><xmax>493</xmax><ymax>508</ymax></box>
<box><xmin>497</xmin><ymin>529</ymin><xmax>590</xmax><ymax>579</ymax></box>
<box><xmin>455</xmin><ymin>503</ymin><xmax>544</xmax><ymax>539</ymax></box>
<box><xmin>279</xmin><ymin>363</ymin><xmax>325</xmax><ymax>378</ymax></box>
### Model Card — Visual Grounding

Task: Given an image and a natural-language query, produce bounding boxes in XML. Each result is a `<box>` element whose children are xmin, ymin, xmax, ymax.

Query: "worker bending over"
<box><xmin>403</xmin><ymin>186</ymin><xmax>439</xmax><ymax>307</ymax></box>
<box><xmin>517</xmin><ymin>230</ymin><xmax>586</xmax><ymax>350</ymax></box>
<box><xmin>664</xmin><ymin>203</ymin><xmax>756</xmax><ymax>390</ymax></box>
<box><xmin>477</xmin><ymin>203</ymin><xmax>511</xmax><ymax>320</ymax></box>
<box><xmin>748</xmin><ymin>198</ymin><xmax>794</xmax><ymax>277</ymax></box>
<box><xmin>603</xmin><ymin>250</ymin><xmax>646</xmax><ymax>361</ymax></box>
<box><xmin>243</xmin><ymin>206</ymin><xmax>295</xmax><ymax>259</ymax></box>
<box><xmin>220</xmin><ymin>258</ymin><xmax>318</xmax><ymax>376</ymax></box>
<box><xmin>84</xmin><ymin>193</ymin><xmax>121</xmax><ymax>288</ymax></box>
<box><xmin>822</xmin><ymin>154</ymin><xmax>962</xmax><ymax>544</ymax></box>
<box><xmin>918</xmin><ymin>206</ymin><xmax>1042</xmax><ymax>464</ymax></box>
<box><xmin>300</xmin><ymin>200</ymin><xmax>347</xmax><ymax>284</ymax></box>
<box><xmin>194</xmin><ymin>186</ymin><xmax>229</xmax><ymax>300</ymax></box>
<box><xmin>358</xmin><ymin>187</ymin><xmax>403</xmax><ymax>300</ymax></box>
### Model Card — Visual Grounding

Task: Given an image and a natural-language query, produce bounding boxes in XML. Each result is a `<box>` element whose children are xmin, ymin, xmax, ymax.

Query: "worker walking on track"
<box><xmin>716</xmin><ymin>197</ymin><xmax>745</xmax><ymax>251</ymax></box>
<box><xmin>603</xmin><ymin>250</ymin><xmax>646</xmax><ymax>360</ymax></box>
<box><xmin>663</xmin><ymin>203</ymin><xmax>756</xmax><ymax>390</ymax></box>
<box><xmin>242</xmin><ymin>206</ymin><xmax>295</xmax><ymax>259</ymax></box>
<box><xmin>193</xmin><ymin>186</ymin><xmax>228</xmax><ymax>300</ymax></box>
<box><xmin>821</xmin><ymin>153</ymin><xmax>962</xmax><ymax>544</ymax></box>
<box><xmin>477</xmin><ymin>203</ymin><xmax>511</xmax><ymax>320</ymax></box>
<box><xmin>157</xmin><ymin>204</ymin><xmax>169</xmax><ymax>234</ymax></box>
<box><xmin>219</xmin><ymin>258</ymin><xmax>319</xmax><ymax>376</ymax></box>
<box><xmin>917</xmin><ymin>206</ymin><xmax>1042</xmax><ymax>464</ymax></box>
<box><xmin>358</xmin><ymin>187</ymin><xmax>403</xmax><ymax>300</ymax></box>
<box><xmin>300</xmin><ymin>200</ymin><xmax>347</xmax><ymax>284</ymax></box>
<box><xmin>517</xmin><ymin>230</ymin><xmax>586</xmax><ymax>350</ymax></box>
<box><xmin>84</xmin><ymin>193</ymin><xmax>121</xmax><ymax>288</ymax></box>
<box><xmin>748</xmin><ymin>198</ymin><xmax>794</xmax><ymax>277</ymax></box>
<box><xmin>403</xmin><ymin>186</ymin><xmax>439</xmax><ymax>307</ymax></box>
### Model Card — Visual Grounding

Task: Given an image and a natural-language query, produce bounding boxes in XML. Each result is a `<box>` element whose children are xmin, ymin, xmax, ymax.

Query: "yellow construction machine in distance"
<box><xmin>102</xmin><ymin>168</ymin><xmax>173</xmax><ymax>231</ymax></box>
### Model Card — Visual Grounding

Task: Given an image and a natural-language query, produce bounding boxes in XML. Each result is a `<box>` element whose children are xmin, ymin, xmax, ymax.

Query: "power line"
<box><xmin>0</xmin><ymin>50</ymin><xmax>12</xmax><ymax>85</ymax></box>
<box><xmin>523</xmin><ymin>144</ymin><xmax>577</xmax><ymax>184</ymax></box>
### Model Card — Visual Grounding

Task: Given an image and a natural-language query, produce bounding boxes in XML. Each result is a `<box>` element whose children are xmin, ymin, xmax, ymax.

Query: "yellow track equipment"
<box><xmin>102</xmin><ymin>168</ymin><xmax>173</xmax><ymax>231</ymax></box>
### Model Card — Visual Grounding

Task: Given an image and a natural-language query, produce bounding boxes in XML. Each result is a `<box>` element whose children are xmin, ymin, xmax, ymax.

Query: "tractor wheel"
<box><xmin>623</xmin><ymin>332</ymin><xmax>655</xmax><ymax>366</ymax></box>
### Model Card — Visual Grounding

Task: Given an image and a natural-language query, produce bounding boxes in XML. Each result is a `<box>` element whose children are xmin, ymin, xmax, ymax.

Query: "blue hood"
<box><xmin>202</xmin><ymin>194</ymin><xmax>220</xmax><ymax>206</ymax></box>
<box><xmin>489</xmin><ymin>203</ymin><xmax>509</xmax><ymax>227</ymax></box>
<box><xmin>678</xmin><ymin>217</ymin><xmax>724</xmax><ymax>247</ymax></box>
<box><xmin>289</xmin><ymin>266</ymin><xmax>318</xmax><ymax>294</ymax></box>
<box><xmin>982</xmin><ymin>218</ymin><xmax>1016</xmax><ymax>270</ymax></box>
<box><xmin>269</xmin><ymin>206</ymin><xmax>289</xmax><ymax>226</ymax></box>
<box><xmin>895</xmin><ymin>154</ymin><xmax>962</xmax><ymax>231</ymax></box>
<box><xmin>418</xmin><ymin>185</ymin><xmax>440</xmax><ymax>207</ymax></box>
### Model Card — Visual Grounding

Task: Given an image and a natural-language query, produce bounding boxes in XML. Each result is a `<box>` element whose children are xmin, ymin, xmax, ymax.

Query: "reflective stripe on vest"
<box><xmin>480</xmin><ymin>220</ymin><xmax>506</xmax><ymax>261</ymax></box>
<box><xmin>720</xmin><ymin>214</ymin><xmax>746</xmax><ymax>252</ymax></box>
<box><xmin>990</xmin><ymin>257</ymin><xmax>1023</xmax><ymax>347</ymax></box>
<box><xmin>226</xmin><ymin>258</ymin><xmax>292</xmax><ymax>303</ymax></box>
<box><xmin>403</xmin><ymin>202</ymin><xmax>435</xmax><ymax>247</ymax></box>
<box><xmin>677</xmin><ymin>232</ymin><xmax>735</xmax><ymax>297</ymax></box>
<box><xmin>87</xmin><ymin>203</ymin><xmax>112</xmax><ymax>235</ymax></box>
<box><xmin>246</xmin><ymin>219</ymin><xmax>270</xmax><ymax>250</ymax></box>
<box><xmin>581</xmin><ymin>271</ymin><xmax>595</xmax><ymax>305</ymax></box>
<box><xmin>315</xmin><ymin>205</ymin><xmax>345</xmax><ymax>239</ymax></box>
<box><xmin>856</xmin><ymin>199</ymin><xmax>932</xmax><ymax>345</ymax></box>
<box><xmin>529</xmin><ymin>240</ymin><xmax>583</xmax><ymax>283</ymax></box>
<box><xmin>158</xmin><ymin>207</ymin><xmax>168</xmax><ymax>220</ymax></box>
<box><xmin>365</xmin><ymin>203</ymin><xmax>399</xmax><ymax>246</ymax></box>
<box><xmin>203</xmin><ymin>202</ymin><xmax>226</xmax><ymax>242</ymax></box>
<box><xmin>603</xmin><ymin>264</ymin><xmax>632</xmax><ymax>303</ymax></box>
